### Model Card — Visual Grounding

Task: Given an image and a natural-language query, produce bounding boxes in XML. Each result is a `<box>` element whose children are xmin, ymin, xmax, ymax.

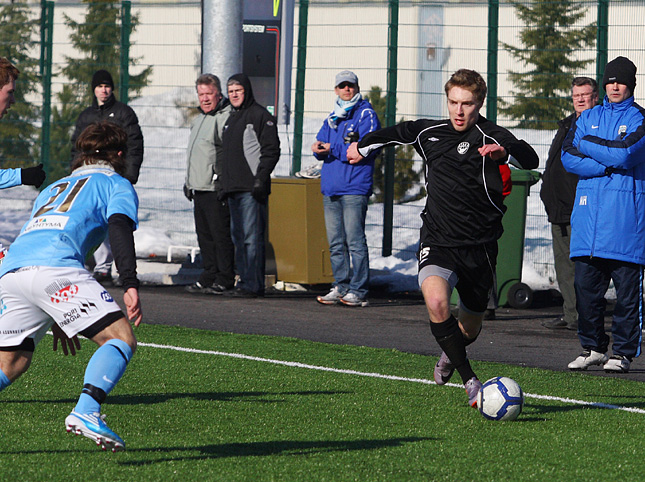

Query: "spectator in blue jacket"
<box><xmin>562</xmin><ymin>56</ymin><xmax>645</xmax><ymax>373</ymax></box>
<box><xmin>312</xmin><ymin>71</ymin><xmax>380</xmax><ymax>307</ymax></box>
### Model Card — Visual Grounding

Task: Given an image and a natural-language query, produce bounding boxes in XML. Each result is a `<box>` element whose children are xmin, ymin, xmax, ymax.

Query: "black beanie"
<box><xmin>602</xmin><ymin>56</ymin><xmax>637</xmax><ymax>94</ymax></box>
<box><xmin>91</xmin><ymin>69</ymin><xmax>114</xmax><ymax>91</ymax></box>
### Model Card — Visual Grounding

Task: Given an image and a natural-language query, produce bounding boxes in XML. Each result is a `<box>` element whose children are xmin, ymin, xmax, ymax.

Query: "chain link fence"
<box><xmin>1</xmin><ymin>0</ymin><xmax>644</xmax><ymax>289</ymax></box>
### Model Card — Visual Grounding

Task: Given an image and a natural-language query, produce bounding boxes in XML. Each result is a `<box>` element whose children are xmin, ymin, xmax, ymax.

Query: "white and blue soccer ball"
<box><xmin>477</xmin><ymin>377</ymin><xmax>524</xmax><ymax>421</ymax></box>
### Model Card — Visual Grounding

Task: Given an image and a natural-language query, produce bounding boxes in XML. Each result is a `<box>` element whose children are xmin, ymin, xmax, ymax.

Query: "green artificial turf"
<box><xmin>1</xmin><ymin>323</ymin><xmax>643</xmax><ymax>481</ymax></box>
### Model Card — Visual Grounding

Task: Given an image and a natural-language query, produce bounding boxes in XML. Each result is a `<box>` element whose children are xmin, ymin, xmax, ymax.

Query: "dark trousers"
<box><xmin>193</xmin><ymin>191</ymin><xmax>235</xmax><ymax>288</ymax></box>
<box><xmin>574</xmin><ymin>256</ymin><xmax>643</xmax><ymax>359</ymax></box>
<box><xmin>552</xmin><ymin>223</ymin><xmax>577</xmax><ymax>326</ymax></box>
<box><xmin>228</xmin><ymin>191</ymin><xmax>267</xmax><ymax>295</ymax></box>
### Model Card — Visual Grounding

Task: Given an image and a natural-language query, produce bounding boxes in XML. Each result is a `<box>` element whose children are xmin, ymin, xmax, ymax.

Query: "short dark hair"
<box><xmin>571</xmin><ymin>76</ymin><xmax>598</xmax><ymax>93</ymax></box>
<box><xmin>196</xmin><ymin>73</ymin><xmax>222</xmax><ymax>94</ymax></box>
<box><xmin>72</xmin><ymin>121</ymin><xmax>128</xmax><ymax>176</ymax></box>
<box><xmin>444</xmin><ymin>69</ymin><xmax>487</xmax><ymax>105</ymax></box>
<box><xmin>0</xmin><ymin>57</ymin><xmax>19</xmax><ymax>89</ymax></box>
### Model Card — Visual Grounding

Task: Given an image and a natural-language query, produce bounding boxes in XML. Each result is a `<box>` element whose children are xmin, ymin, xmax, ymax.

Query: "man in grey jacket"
<box><xmin>184</xmin><ymin>73</ymin><xmax>235</xmax><ymax>294</ymax></box>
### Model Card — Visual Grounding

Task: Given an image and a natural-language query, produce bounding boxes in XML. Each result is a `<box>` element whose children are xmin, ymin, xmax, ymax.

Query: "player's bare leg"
<box><xmin>65</xmin><ymin>316</ymin><xmax>137</xmax><ymax>452</ymax></box>
<box><xmin>423</xmin><ymin>276</ymin><xmax>481</xmax><ymax>405</ymax></box>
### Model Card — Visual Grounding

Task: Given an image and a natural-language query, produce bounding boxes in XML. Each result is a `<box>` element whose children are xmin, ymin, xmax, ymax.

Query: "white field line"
<box><xmin>138</xmin><ymin>342</ymin><xmax>645</xmax><ymax>415</ymax></box>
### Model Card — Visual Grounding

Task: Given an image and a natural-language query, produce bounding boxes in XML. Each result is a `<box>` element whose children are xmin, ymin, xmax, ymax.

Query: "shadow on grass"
<box><xmin>524</xmin><ymin>398</ymin><xmax>645</xmax><ymax>416</ymax></box>
<box><xmin>3</xmin><ymin>390</ymin><xmax>351</xmax><ymax>406</ymax></box>
<box><xmin>119</xmin><ymin>436</ymin><xmax>434</xmax><ymax>465</ymax></box>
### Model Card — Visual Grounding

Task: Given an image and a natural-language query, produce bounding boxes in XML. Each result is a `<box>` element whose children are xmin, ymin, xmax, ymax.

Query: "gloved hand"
<box><xmin>183</xmin><ymin>184</ymin><xmax>194</xmax><ymax>201</ymax></box>
<box><xmin>252</xmin><ymin>178</ymin><xmax>268</xmax><ymax>203</ymax></box>
<box><xmin>21</xmin><ymin>163</ymin><xmax>46</xmax><ymax>188</ymax></box>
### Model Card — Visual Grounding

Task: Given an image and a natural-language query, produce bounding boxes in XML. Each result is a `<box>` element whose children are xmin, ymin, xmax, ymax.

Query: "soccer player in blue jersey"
<box><xmin>0</xmin><ymin>121</ymin><xmax>142</xmax><ymax>452</ymax></box>
<box><xmin>0</xmin><ymin>58</ymin><xmax>46</xmax><ymax>188</ymax></box>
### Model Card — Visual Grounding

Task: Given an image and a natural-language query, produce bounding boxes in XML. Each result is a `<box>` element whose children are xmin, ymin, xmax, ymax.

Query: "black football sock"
<box><xmin>430</xmin><ymin>315</ymin><xmax>476</xmax><ymax>384</ymax></box>
<box><xmin>463</xmin><ymin>325</ymin><xmax>482</xmax><ymax>347</ymax></box>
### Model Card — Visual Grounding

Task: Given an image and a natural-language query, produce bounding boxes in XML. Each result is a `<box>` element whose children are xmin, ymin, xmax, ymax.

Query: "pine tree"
<box><xmin>499</xmin><ymin>0</ymin><xmax>596</xmax><ymax>130</ymax></box>
<box><xmin>48</xmin><ymin>0</ymin><xmax>152</xmax><ymax>181</ymax></box>
<box><xmin>0</xmin><ymin>1</ymin><xmax>40</xmax><ymax>168</ymax></box>
<box><xmin>365</xmin><ymin>86</ymin><xmax>424</xmax><ymax>203</ymax></box>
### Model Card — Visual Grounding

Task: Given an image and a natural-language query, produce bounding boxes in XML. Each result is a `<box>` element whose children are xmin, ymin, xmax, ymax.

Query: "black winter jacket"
<box><xmin>357</xmin><ymin>116</ymin><xmax>539</xmax><ymax>247</ymax></box>
<box><xmin>539</xmin><ymin>113</ymin><xmax>578</xmax><ymax>225</ymax></box>
<box><xmin>220</xmin><ymin>74</ymin><xmax>280</xmax><ymax>195</ymax></box>
<box><xmin>71</xmin><ymin>94</ymin><xmax>144</xmax><ymax>184</ymax></box>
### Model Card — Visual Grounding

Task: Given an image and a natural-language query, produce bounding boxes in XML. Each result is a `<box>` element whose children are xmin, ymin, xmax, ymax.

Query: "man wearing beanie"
<box><xmin>562</xmin><ymin>56</ymin><xmax>645</xmax><ymax>374</ymax></box>
<box><xmin>70</xmin><ymin>69</ymin><xmax>144</xmax><ymax>284</ymax></box>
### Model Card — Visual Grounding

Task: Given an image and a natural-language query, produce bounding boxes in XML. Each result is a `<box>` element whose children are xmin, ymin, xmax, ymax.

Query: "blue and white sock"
<box><xmin>0</xmin><ymin>369</ymin><xmax>11</xmax><ymax>392</ymax></box>
<box><xmin>74</xmin><ymin>339</ymin><xmax>133</xmax><ymax>415</ymax></box>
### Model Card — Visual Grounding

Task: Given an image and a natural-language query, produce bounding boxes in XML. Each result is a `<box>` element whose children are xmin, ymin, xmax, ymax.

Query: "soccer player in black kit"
<box><xmin>347</xmin><ymin>69</ymin><xmax>539</xmax><ymax>406</ymax></box>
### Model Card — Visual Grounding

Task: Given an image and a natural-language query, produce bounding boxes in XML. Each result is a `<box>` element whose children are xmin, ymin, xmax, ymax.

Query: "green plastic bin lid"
<box><xmin>509</xmin><ymin>168</ymin><xmax>541</xmax><ymax>185</ymax></box>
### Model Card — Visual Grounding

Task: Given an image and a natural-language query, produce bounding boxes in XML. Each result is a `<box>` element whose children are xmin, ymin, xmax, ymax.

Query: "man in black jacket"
<box><xmin>540</xmin><ymin>77</ymin><xmax>598</xmax><ymax>331</ymax></box>
<box><xmin>220</xmin><ymin>73</ymin><xmax>280</xmax><ymax>298</ymax></box>
<box><xmin>70</xmin><ymin>70</ymin><xmax>144</xmax><ymax>284</ymax></box>
<box><xmin>348</xmin><ymin>69</ymin><xmax>539</xmax><ymax>407</ymax></box>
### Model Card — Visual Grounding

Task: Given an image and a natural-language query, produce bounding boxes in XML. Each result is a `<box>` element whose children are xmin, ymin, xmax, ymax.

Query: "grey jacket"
<box><xmin>185</xmin><ymin>98</ymin><xmax>231</xmax><ymax>192</ymax></box>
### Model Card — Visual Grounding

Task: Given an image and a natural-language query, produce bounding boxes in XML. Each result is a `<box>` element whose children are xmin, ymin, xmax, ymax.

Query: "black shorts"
<box><xmin>418</xmin><ymin>240</ymin><xmax>498</xmax><ymax>313</ymax></box>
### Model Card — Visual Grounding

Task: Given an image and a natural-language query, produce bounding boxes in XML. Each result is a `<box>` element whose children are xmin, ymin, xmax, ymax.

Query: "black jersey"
<box><xmin>357</xmin><ymin>116</ymin><xmax>538</xmax><ymax>247</ymax></box>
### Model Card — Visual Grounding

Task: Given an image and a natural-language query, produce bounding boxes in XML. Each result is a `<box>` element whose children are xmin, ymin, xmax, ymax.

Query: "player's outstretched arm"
<box><xmin>506</xmin><ymin>139</ymin><xmax>539</xmax><ymax>169</ymax></box>
<box><xmin>124</xmin><ymin>287</ymin><xmax>142</xmax><ymax>327</ymax></box>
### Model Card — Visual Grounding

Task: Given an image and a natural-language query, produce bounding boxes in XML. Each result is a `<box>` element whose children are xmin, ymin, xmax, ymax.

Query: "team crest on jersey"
<box><xmin>457</xmin><ymin>142</ymin><xmax>470</xmax><ymax>154</ymax></box>
<box><xmin>51</xmin><ymin>284</ymin><xmax>79</xmax><ymax>304</ymax></box>
<box><xmin>23</xmin><ymin>215</ymin><xmax>69</xmax><ymax>234</ymax></box>
<box><xmin>618</xmin><ymin>125</ymin><xmax>627</xmax><ymax>136</ymax></box>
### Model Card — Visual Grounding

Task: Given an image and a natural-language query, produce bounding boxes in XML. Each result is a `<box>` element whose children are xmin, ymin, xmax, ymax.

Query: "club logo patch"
<box><xmin>457</xmin><ymin>142</ymin><xmax>470</xmax><ymax>154</ymax></box>
<box><xmin>101</xmin><ymin>290</ymin><xmax>114</xmax><ymax>303</ymax></box>
<box><xmin>51</xmin><ymin>284</ymin><xmax>79</xmax><ymax>304</ymax></box>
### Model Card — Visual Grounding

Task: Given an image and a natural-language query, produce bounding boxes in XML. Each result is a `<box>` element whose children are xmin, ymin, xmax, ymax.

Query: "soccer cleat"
<box><xmin>433</xmin><ymin>351</ymin><xmax>455</xmax><ymax>385</ymax></box>
<box><xmin>65</xmin><ymin>411</ymin><xmax>125</xmax><ymax>452</ymax></box>
<box><xmin>316</xmin><ymin>286</ymin><xmax>345</xmax><ymax>305</ymax></box>
<box><xmin>567</xmin><ymin>350</ymin><xmax>608</xmax><ymax>370</ymax></box>
<box><xmin>339</xmin><ymin>292</ymin><xmax>369</xmax><ymax>307</ymax></box>
<box><xmin>464</xmin><ymin>377</ymin><xmax>482</xmax><ymax>408</ymax></box>
<box><xmin>603</xmin><ymin>355</ymin><xmax>630</xmax><ymax>373</ymax></box>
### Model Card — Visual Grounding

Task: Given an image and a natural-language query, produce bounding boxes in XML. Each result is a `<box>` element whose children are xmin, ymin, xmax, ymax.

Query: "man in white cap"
<box><xmin>312</xmin><ymin>70</ymin><xmax>380</xmax><ymax>307</ymax></box>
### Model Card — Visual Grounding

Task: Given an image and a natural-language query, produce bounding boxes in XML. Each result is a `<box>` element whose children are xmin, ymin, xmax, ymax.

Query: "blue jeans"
<box><xmin>228</xmin><ymin>192</ymin><xmax>267</xmax><ymax>294</ymax></box>
<box><xmin>323</xmin><ymin>194</ymin><xmax>369</xmax><ymax>299</ymax></box>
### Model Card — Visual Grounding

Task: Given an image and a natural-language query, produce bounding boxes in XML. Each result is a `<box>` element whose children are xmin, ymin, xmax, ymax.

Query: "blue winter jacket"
<box><xmin>314</xmin><ymin>98</ymin><xmax>381</xmax><ymax>196</ymax></box>
<box><xmin>562</xmin><ymin>95</ymin><xmax>645</xmax><ymax>264</ymax></box>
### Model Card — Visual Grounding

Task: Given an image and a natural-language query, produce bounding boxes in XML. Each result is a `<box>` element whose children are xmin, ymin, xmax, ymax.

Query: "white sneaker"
<box><xmin>296</xmin><ymin>161</ymin><xmax>323</xmax><ymax>179</ymax></box>
<box><xmin>316</xmin><ymin>286</ymin><xmax>344</xmax><ymax>305</ymax></box>
<box><xmin>339</xmin><ymin>292</ymin><xmax>369</xmax><ymax>307</ymax></box>
<box><xmin>568</xmin><ymin>350</ymin><xmax>608</xmax><ymax>370</ymax></box>
<box><xmin>603</xmin><ymin>355</ymin><xmax>630</xmax><ymax>373</ymax></box>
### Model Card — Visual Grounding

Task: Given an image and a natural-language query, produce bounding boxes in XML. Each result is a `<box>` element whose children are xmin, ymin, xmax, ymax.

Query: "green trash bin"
<box><xmin>450</xmin><ymin>168</ymin><xmax>541</xmax><ymax>309</ymax></box>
